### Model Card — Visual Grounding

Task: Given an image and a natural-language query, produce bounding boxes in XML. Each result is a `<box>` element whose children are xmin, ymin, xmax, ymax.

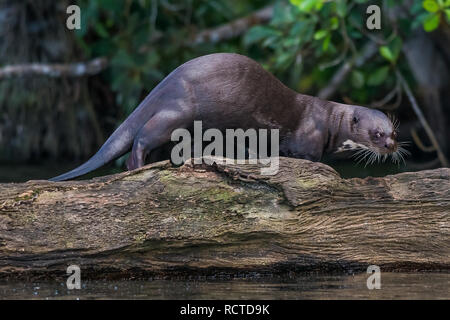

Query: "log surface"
<box><xmin>0</xmin><ymin>158</ymin><xmax>449</xmax><ymax>279</ymax></box>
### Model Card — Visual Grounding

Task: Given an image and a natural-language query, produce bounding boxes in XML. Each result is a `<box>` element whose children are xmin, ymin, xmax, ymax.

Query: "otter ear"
<box><xmin>352</xmin><ymin>116</ymin><xmax>359</xmax><ymax>124</ymax></box>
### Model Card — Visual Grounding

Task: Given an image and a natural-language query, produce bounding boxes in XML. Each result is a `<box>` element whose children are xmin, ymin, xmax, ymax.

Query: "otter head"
<box><xmin>351</xmin><ymin>107</ymin><xmax>397</xmax><ymax>154</ymax></box>
<box><xmin>338</xmin><ymin>106</ymin><xmax>408</xmax><ymax>165</ymax></box>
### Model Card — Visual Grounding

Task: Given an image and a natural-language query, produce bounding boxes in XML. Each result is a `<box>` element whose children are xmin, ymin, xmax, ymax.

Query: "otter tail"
<box><xmin>49</xmin><ymin>131</ymin><xmax>133</xmax><ymax>182</ymax></box>
<box><xmin>49</xmin><ymin>97</ymin><xmax>156</xmax><ymax>182</ymax></box>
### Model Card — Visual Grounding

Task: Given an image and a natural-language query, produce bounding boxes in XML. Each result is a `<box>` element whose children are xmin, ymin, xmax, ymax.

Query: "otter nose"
<box><xmin>384</xmin><ymin>138</ymin><xmax>396</xmax><ymax>151</ymax></box>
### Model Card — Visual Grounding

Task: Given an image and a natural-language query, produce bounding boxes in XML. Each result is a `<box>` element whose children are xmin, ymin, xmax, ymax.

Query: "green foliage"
<box><xmin>367</xmin><ymin>65</ymin><xmax>390</xmax><ymax>86</ymax></box>
<box><xmin>419</xmin><ymin>0</ymin><xmax>450</xmax><ymax>31</ymax></box>
<box><xmin>351</xmin><ymin>70</ymin><xmax>365</xmax><ymax>88</ymax></box>
<box><xmin>379</xmin><ymin>37</ymin><xmax>402</xmax><ymax>64</ymax></box>
<box><xmin>243</xmin><ymin>0</ymin><xmax>448</xmax><ymax>104</ymax></box>
<box><xmin>76</xmin><ymin>0</ymin><xmax>267</xmax><ymax>116</ymax></box>
<box><xmin>75</xmin><ymin>0</ymin><xmax>450</xmax><ymax>117</ymax></box>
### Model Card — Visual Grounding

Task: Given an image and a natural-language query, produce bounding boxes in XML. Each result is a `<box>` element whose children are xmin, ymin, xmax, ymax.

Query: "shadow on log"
<box><xmin>0</xmin><ymin>158</ymin><xmax>449</xmax><ymax>279</ymax></box>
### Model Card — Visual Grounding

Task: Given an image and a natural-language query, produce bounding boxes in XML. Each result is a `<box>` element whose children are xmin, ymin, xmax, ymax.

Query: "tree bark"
<box><xmin>0</xmin><ymin>158</ymin><xmax>449</xmax><ymax>280</ymax></box>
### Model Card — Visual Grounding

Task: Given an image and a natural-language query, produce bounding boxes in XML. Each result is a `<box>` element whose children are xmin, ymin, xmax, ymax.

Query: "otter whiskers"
<box><xmin>391</xmin><ymin>143</ymin><xmax>411</xmax><ymax>165</ymax></box>
<box><xmin>388</xmin><ymin>113</ymin><xmax>400</xmax><ymax>132</ymax></box>
<box><xmin>351</xmin><ymin>142</ymin><xmax>410</xmax><ymax>167</ymax></box>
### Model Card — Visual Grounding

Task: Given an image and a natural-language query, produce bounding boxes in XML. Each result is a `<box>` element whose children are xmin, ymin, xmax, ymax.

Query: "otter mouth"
<box><xmin>350</xmin><ymin>142</ymin><xmax>411</xmax><ymax>166</ymax></box>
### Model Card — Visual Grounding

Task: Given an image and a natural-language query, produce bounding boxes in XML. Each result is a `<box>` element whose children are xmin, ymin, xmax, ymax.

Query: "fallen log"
<box><xmin>0</xmin><ymin>157</ymin><xmax>449</xmax><ymax>279</ymax></box>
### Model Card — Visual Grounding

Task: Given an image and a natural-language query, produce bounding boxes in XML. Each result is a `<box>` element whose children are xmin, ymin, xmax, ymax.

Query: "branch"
<box><xmin>0</xmin><ymin>5</ymin><xmax>275</xmax><ymax>80</ymax></box>
<box><xmin>397</xmin><ymin>70</ymin><xmax>449</xmax><ymax>167</ymax></box>
<box><xmin>0</xmin><ymin>6</ymin><xmax>273</xmax><ymax>79</ymax></box>
<box><xmin>410</xmin><ymin>127</ymin><xmax>436</xmax><ymax>153</ymax></box>
<box><xmin>318</xmin><ymin>42</ymin><xmax>378</xmax><ymax>100</ymax></box>
<box><xmin>193</xmin><ymin>5</ymin><xmax>274</xmax><ymax>44</ymax></box>
<box><xmin>369</xmin><ymin>76</ymin><xmax>402</xmax><ymax>111</ymax></box>
<box><xmin>0</xmin><ymin>57</ymin><xmax>108</xmax><ymax>79</ymax></box>
<box><xmin>0</xmin><ymin>157</ymin><xmax>449</xmax><ymax>279</ymax></box>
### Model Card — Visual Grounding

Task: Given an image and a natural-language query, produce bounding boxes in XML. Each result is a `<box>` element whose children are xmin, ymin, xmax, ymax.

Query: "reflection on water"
<box><xmin>1</xmin><ymin>273</ymin><xmax>448</xmax><ymax>300</ymax></box>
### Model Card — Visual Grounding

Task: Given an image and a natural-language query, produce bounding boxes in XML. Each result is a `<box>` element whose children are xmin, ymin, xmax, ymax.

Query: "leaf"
<box><xmin>410</xmin><ymin>1</ymin><xmax>424</xmax><ymax>14</ymax></box>
<box><xmin>390</xmin><ymin>37</ymin><xmax>403</xmax><ymax>62</ymax></box>
<box><xmin>303</xmin><ymin>23</ymin><xmax>316</xmax><ymax>42</ymax></box>
<box><xmin>274</xmin><ymin>51</ymin><xmax>295</xmax><ymax>71</ymax></box>
<box><xmin>315</xmin><ymin>0</ymin><xmax>324</xmax><ymax>11</ymax></box>
<box><xmin>244</xmin><ymin>26</ymin><xmax>281</xmax><ymax>46</ymax></box>
<box><xmin>330</xmin><ymin>17</ymin><xmax>339</xmax><ymax>30</ymax></box>
<box><xmin>445</xmin><ymin>9</ymin><xmax>450</xmax><ymax>21</ymax></box>
<box><xmin>322</xmin><ymin>34</ymin><xmax>331</xmax><ymax>51</ymax></box>
<box><xmin>111</xmin><ymin>49</ymin><xmax>135</xmax><ymax>68</ymax></box>
<box><xmin>379</xmin><ymin>46</ymin><xmax>394</xmax><ymax>62</ymax></box>
<box><xmin>290</xmin><ymin>0</ymin><xmax>318</xmax><ymax>12</ymax></box>
<box><xmin>314</xmin><ymin>29</ymin><xmax>328</xmax><ymax>40</ymax></box>
<box><xmin>379</xmin><ymin>37</ymin><xmax>402</xmax><ymax>63</ymax></box>
<box><xmin>412</xmin><ymin>12</ymin><xmax>429</xmax><ymax>29</ymax></box>
<box><xmin>367</xmin><ymin>66</ymin><xmax>390</xmax><ymax>86</ymax></box>
<box><xmin>423</xmin><ymin>13</ymin><xmax>440</xmax><ymax>31</ymax></box>
<box><xmin>386</xmin><ymin>0</ymin><xmax>397</xmax><ymax>7</ymax></box>
<box><xmin>336</xmin><ymin>0</ymin><xmax>347</xmax><ymax>17</ymax></box>
<box><xmin>272</xmin><ymin>2</ymin><xmax>295</xmax><ymax>25</ymax></box>
<box><xmin>289</xmin><ymin>21</ymin><xmax>307</xmax><ymax>36</ymax></box>
<box><xmin>423</xmin><ymin>0</ymin><xmax>439</xmax><ymax>12</ymax></box>
<box><xmin>351</xmin><ymin>70</ymin><xmax>365</xmax><ymax>88</ymax></box>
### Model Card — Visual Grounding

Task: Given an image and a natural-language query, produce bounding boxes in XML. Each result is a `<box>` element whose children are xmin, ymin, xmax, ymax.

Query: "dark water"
<box><xmin>0</xmin><ymin>273</ymin><xmax>448</xmax><ymax>300</ymax></box>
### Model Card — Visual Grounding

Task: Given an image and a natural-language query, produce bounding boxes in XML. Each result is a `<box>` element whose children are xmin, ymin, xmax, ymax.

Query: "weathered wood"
<box><xmin>0</xmin><ymin>157</ymin><xmax>449</xmax><ymax>279</ymax></box>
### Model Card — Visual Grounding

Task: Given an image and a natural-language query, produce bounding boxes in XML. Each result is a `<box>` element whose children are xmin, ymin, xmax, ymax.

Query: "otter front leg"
<box><xmin>127</xmin><ymin>111</ymin><xmax>188</xmax><ymax>170</ymax></box>
<box><xmin>282</xmin><ymin>131</ymin><xmax>324</xmax><ymax>162</ymax></box>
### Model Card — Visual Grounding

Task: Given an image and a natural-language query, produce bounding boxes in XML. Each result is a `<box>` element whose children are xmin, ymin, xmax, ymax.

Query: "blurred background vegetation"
<box><xmin>0</xmin><ymin>0</ymin><xmax>449</xmax><ymax>181</ymax></box>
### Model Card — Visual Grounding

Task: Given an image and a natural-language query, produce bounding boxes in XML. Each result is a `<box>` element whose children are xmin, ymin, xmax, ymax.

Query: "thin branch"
<box><xmin>410</xmin><ymin>127</ymin><xmax>436</xmax><ymax>153</ymax></box>
<box><xmin>0</xmin><ymin>57</ymin><xmax>108</xmax><ymax>79</ymax></box>
<box><xmin>318</xmin><ymin>41</ymin><xmax>378</xmax><ymax>100</ymax></box>
<box><xmin>369</xmin><ymin>76</ymin><xmax>402</xmax><ymax>110</ymax></box>
<box><xmin>193</xmin><ymin>5</ymin><xmax>274</xmax><ymax>44</ymax></box>
<box><xmin>397</xmin><ymin>69</ymin><xmax>449</xmax><ymax>167</ymax></box>
<box><xmin>0</xmin><ymin>5</ymin><xmax>274</xmax><ymax>79</ymax></box>
<box><xmin>349</xmin><ymin>17</ymin><xmax>388</xmax><ymax>46</ymax></box>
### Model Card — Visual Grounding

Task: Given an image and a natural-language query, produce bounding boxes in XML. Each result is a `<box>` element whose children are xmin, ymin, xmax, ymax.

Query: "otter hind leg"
<box><xmin>127</xmin><ymin>111</ymin><xmax>188</xmax><ymax>170</ymax></box>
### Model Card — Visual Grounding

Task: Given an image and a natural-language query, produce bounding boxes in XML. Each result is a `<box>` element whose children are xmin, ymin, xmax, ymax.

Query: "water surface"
<box><xmin>1</xmin><ymin>273</ymin><xmax>448</xmax><ymax>300</ymax></box>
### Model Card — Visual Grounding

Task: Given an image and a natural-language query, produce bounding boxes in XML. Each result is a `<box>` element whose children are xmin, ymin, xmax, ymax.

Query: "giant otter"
<box><xmin>50</xmin><ymin>53</ymin><xmax>405</xmax><ymax>181</ymax></box>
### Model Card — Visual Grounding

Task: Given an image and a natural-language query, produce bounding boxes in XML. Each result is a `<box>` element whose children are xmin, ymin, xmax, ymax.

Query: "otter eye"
<box><xmin>352</xmin><ymin>117</ymin><xmax>359</xmax><ymax>124</ymax></box>
<box><xmin>375</xmin><ymin>132</ymin><xmax>384</xmax><ymax>139</ymax></box>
